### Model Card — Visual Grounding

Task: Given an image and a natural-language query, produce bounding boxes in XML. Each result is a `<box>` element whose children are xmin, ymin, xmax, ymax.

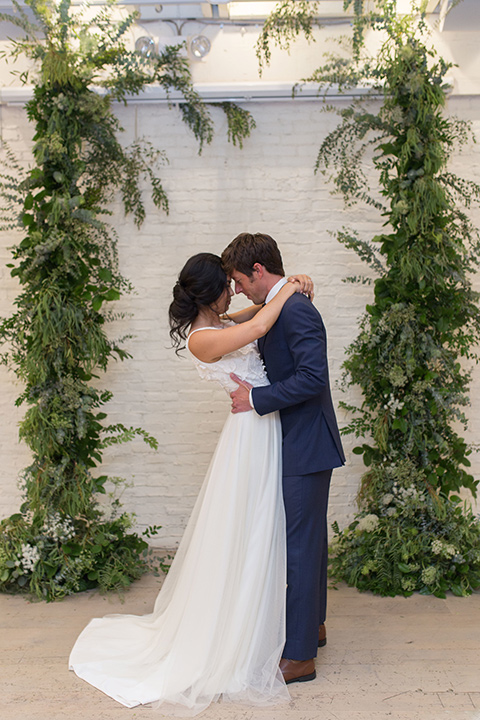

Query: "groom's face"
<box><xmin>231</xmin><ymin>267</ymin><xmax>267</xmax><ymax>305</ymax></box>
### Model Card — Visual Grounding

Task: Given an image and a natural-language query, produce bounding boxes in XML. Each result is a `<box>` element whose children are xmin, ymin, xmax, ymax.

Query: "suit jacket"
<box><xmin>252</xmin><ymin>293</ymin><xmax>345</xmax><ymax>476</ymax></box>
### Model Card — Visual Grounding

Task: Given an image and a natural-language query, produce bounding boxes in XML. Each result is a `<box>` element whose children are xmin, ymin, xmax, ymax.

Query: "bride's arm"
<box><xmin>188</xmin><ymin>281</ymin><xmax>301</xmax><ymax>363</ymax></box>
<box><xmin>222</xmin><ymin>274</ymin><xmax>314</xmax><ymax>324</ymax></box>
<box><xmin>222</xmin><ymin>304</ymin><xmax>263</xmax><ymax>324</ymax></box>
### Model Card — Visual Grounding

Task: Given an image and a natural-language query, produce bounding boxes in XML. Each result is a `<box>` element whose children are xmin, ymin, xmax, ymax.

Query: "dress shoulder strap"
<box><xmin>186</xmin><ymin>326</ymin><xmax>223</xmax><ymax>351</ymax></box>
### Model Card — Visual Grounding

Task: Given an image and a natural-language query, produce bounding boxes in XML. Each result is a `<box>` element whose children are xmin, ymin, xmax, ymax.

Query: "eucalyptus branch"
<box><xmin>211</xmin><ymin>102</ymin><xmax>257</xmax><ymax>149</ymax></box>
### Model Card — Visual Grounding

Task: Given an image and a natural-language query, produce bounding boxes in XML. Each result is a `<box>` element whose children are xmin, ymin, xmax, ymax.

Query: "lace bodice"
<box><xmin>186</xmin><ymin>325</ymin><xmax>270</xmax><ymax>394</ymax></box>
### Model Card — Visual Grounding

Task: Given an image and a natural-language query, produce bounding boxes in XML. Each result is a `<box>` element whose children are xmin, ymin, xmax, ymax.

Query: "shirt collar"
<box><xmin>265</xmin><ymin>277</ymin><xmax>288</xmax><ymax>304</ymax></box>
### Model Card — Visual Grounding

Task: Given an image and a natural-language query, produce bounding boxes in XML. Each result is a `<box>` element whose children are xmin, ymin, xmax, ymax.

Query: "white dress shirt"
<box><xmin>264</xmin><ymin>277</ymin><xmax>288</xmax><ymax>304</ymax></box>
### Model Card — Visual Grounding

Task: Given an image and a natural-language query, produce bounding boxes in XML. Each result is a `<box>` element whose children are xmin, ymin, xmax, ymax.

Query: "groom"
<box><xmin>221</xmin><ymin>232</ymin><xmax>345</xmax><ymax>685</ymax></box>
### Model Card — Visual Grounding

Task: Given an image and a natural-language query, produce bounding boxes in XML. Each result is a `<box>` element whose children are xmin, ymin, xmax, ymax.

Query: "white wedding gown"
<box><xmin>69</xmin><ymin>327</ymin><xmax>289</xmax><ymax>716</ymax></box>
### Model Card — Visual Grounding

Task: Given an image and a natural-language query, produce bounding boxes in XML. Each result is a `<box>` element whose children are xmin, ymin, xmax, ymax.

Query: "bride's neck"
<box><xmin>194</xmin><ymin>308</ymin><xmax>222</xmax><ymax>329</ymax></box>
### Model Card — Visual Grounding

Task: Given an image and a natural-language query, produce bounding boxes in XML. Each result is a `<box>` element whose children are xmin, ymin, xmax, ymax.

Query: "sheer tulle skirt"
<box><xmin>69</xmin><ymin>410</ymin><xmax>289</xmax><ymax>716</ymax></box>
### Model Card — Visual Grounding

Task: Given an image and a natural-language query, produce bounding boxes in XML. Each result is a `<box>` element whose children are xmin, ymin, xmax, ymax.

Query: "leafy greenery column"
<box><xmin>258</xmin><ymin>0</ymin><xmax>480</xmax><ymax>596</ymax></box>
<box><xmin>0</xmin><ymin>0</ymin><xmax>254</xmax><ymax>600</ymax></box>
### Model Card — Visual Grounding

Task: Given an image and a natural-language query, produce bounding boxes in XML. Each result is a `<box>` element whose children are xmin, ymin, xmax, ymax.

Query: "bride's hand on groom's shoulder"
<box><xmin>287</xmin><ymin>274</ymin><xmax>314</xmax><ymax>300</ymax></box>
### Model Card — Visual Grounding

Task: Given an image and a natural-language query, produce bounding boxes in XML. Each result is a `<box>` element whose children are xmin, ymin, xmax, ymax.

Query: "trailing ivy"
<box><xmin>257</xmin><ymin>0</ymin><xmax>480</xmax><ymax>596</ymax></box>
<box><xmin>256</xmin><ymin>0</ymin><xmax>319</xmax><ymax>73</ymax></box>
<box><xmin>0</xmin><ymin>0</ymin><xmax>255</xmax><ymax>600</ymax></box>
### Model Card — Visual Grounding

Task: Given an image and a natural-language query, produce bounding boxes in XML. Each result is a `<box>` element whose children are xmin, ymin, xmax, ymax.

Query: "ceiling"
<box><xmin>439</xmin><ymin>0</ymin><xmax>480</xmax><ymax>31</ymax></box>
<box><xmin>0</xmin><ymin>0</ymin><xmax>477</xmax><ymax>27</ymax></box>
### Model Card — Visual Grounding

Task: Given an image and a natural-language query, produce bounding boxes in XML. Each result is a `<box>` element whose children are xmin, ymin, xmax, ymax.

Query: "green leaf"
<box><xmin>63</xmin><ymin>542</ymin><xmax>82</xmax><ymax>557</ymax></box>
<box><xmin>22</xmin><ymin>213</ymin><xmax>34</xmax><ymax>227</ymax></box>
<box><xmin>104</xmin><ymin>288</ymin><xmax>120</xmax><ymax>302</ymax></box>
<box><xmin>45</xmin><ymin>564</ymin><xmax>57</xmax><ymax>578</ymax></box>
<box><xmin>392</xmin><ymin>418</ymin><xmax>408</xmax><ymax>433</ymax></box>
<box><xmin>97</xmin><ymin>268</ymin><xmax>112</xmax><ymax>282</ymax></box>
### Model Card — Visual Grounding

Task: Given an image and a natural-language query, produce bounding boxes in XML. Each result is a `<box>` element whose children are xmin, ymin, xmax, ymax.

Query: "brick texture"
<box><xmin>1</xmin><ymin>97</ymin><xmax>479</xmax><ymax>546</ymax></box>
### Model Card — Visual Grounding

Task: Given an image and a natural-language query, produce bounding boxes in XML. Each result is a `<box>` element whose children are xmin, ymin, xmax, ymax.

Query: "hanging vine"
<box><xmin>257</xmin><ymin>0</ymin><xmax>480</xmax><ymax>597</ymax></box>
<box><xmin>0</xmin><ymin>0</ymin><xmax>255</xmax><ymax>600</ymax></box>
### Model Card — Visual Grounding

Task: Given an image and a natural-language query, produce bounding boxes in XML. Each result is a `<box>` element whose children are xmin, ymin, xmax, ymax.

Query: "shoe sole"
<box><xmin>285</xmin><ymin>670</ymin><xmax>317</xmax><ymax>685</ymax></box>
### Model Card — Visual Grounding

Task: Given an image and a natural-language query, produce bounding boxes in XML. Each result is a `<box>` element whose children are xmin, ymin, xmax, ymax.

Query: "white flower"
<box><xmin>421</xmin><ymin>566</ymin><xmax>437</xmax><ymax>585</ymax></box>
<box><xmin>356</xmin><ymin>514</ymin><xmax>380</xmax><ymax>533</ymax></box>
<box><xmin>430</xmin><ymin>540</ymin><xmax>457</xmax><ymax>559</ymax></box>
<box><xmin>431</xmin><ymin>539</ymin><xmax>443</xmax><ymax>555</ymax></box>
<box><xmin>382</xmin><ymin>493</ymin><xmax>394</xmax><ymax>505</ymax></box>
<box><xmin>385</xmin><ymin>395</ymin><xmax>405</xmax><ymax>413</ymax></box>
<box><xmin>42</xmin><ymin>513</ymin><xmax>75</xmax><ymax>542</ymax></box>
<box><xmin>19</xmin><ymin>543</ymin><xmax>41</xmax><ymax>572</ymax></box>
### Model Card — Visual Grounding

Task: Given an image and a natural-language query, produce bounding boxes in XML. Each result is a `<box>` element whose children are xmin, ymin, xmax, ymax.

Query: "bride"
<box><xmin>69</xmin><ymin>252</ymin><xmax>312</xmax><ymax>716</ymax></box>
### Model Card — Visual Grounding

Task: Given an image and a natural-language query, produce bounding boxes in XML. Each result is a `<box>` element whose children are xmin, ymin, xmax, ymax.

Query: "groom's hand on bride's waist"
<box><xmin>230</xmin><ymin>373</ymin><xmax>253</xmax><ymax>414</ymax></box>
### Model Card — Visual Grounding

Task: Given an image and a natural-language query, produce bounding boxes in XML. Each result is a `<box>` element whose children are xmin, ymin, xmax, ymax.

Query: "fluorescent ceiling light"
<box><xmin>228</xmin><ymin>0</ymin><xmax>353</xmax><ymax>20</ymax></box>
<box><xmin>228</xmin><ymin>1</ymin><xmax>277</xmax><ymax>19</ymax></box>
<box><xmin>395</xmin><ymin>0</ymin><xmax>414</xmax><ymax>13</ymax></box>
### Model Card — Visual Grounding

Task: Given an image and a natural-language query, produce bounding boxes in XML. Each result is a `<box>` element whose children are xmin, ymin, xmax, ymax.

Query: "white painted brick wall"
<box><xmin>1</xmin><ymin>96</ymin><xmax>479</xmax><ymax>546</ymax></box>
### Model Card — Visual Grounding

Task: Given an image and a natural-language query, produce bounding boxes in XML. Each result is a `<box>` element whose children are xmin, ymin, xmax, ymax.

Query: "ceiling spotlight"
<box><xmin>135</xmin><ymin>36</ymin><xmax>155</xmax><ymax>58</ymax></box>
<box><xmin>189</xmin><ymin>35</ymin><xmax>211</xmax><ymax>59</ymax></box>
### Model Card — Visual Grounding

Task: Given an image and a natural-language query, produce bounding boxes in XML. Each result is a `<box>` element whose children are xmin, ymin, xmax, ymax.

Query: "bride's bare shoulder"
<box><xmin>187</xmin><ymin>325</ymin><xmax>225</xmax><ymax>363</ymax></box>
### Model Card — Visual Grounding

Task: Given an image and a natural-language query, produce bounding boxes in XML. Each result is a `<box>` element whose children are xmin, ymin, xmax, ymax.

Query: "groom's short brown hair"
<box><xmin>221</xmin><ymin>232</ymin><xmax>285</xmax><ymax>278</ymax></box>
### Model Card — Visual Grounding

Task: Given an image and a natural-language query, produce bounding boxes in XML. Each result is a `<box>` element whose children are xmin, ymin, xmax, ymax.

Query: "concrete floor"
<box><xmin>1</xmin><ymin>572</ymin><xmax>480</xmax><ymax>720</ymax></box>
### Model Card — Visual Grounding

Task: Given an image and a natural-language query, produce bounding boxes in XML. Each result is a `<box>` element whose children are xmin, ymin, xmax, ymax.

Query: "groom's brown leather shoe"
<box><xmin>318</xmin><ymin>623</ymin><xmax>327</xmax><ymax>648</ymax></box>
<box><xmin>280</xmin><ymin>658</ymin><xmax>316</xmax><ymax>684</ymax></box>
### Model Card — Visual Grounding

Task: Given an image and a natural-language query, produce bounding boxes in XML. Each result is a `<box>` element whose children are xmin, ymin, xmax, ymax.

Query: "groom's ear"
<box><xmin>252</xmin><ymin>263</ymin><xmax>265</xmax><ymax>278</ymax></box>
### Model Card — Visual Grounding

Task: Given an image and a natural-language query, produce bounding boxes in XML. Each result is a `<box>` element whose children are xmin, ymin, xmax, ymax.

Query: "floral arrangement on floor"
<box><xmin>330</xmin><ymin>459</ymin><xmax>480</xmax><ymax>597</ymax></box>
<box><xmin>0</xmin><ymin>509</ymin><xmax>161</xmax><ymax>599</ymax></box>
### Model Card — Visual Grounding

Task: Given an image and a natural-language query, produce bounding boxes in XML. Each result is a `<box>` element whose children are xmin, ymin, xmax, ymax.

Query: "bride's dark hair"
<box><xmin>169</xmin><ymin>253</ymin><xmax>228</xmax><ymax>351</ymax></box>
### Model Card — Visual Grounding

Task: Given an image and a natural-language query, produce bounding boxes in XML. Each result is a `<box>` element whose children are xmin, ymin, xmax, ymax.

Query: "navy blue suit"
<box><xmin>252</xmin><ymin>292</ymin><xmax>345</xmax><ymax>660</ymax></box>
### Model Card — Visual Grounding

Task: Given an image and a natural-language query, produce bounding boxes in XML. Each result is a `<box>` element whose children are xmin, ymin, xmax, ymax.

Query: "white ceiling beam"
<box><xmin>438</xmin><ymin>0</ymin><xmax>451</xmax><ymax>31</ymax></box>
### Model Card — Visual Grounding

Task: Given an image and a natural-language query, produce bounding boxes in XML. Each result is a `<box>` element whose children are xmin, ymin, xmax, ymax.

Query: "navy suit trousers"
<box><xmin>282</xmin><ymin>469</ymin><xmax>332</xmax><ymax>661</ymax></box>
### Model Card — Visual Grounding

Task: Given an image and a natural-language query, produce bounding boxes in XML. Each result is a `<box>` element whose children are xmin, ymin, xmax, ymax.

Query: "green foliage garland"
<box><xmin>258</xmin><ymin>0</ymin><xmax>480</xmax><ymax>596</ymax></box>
<box><xmin>0</xmin><ymin>0</ymin><xmax>255</xmax><ymax>600</ymax></box>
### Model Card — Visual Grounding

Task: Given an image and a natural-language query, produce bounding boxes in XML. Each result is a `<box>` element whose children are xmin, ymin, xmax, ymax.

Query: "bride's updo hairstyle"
<box><xmin>169</xmin><ymin>253</ymin><xmax>228</xmax><ymax>351</ymax></box>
